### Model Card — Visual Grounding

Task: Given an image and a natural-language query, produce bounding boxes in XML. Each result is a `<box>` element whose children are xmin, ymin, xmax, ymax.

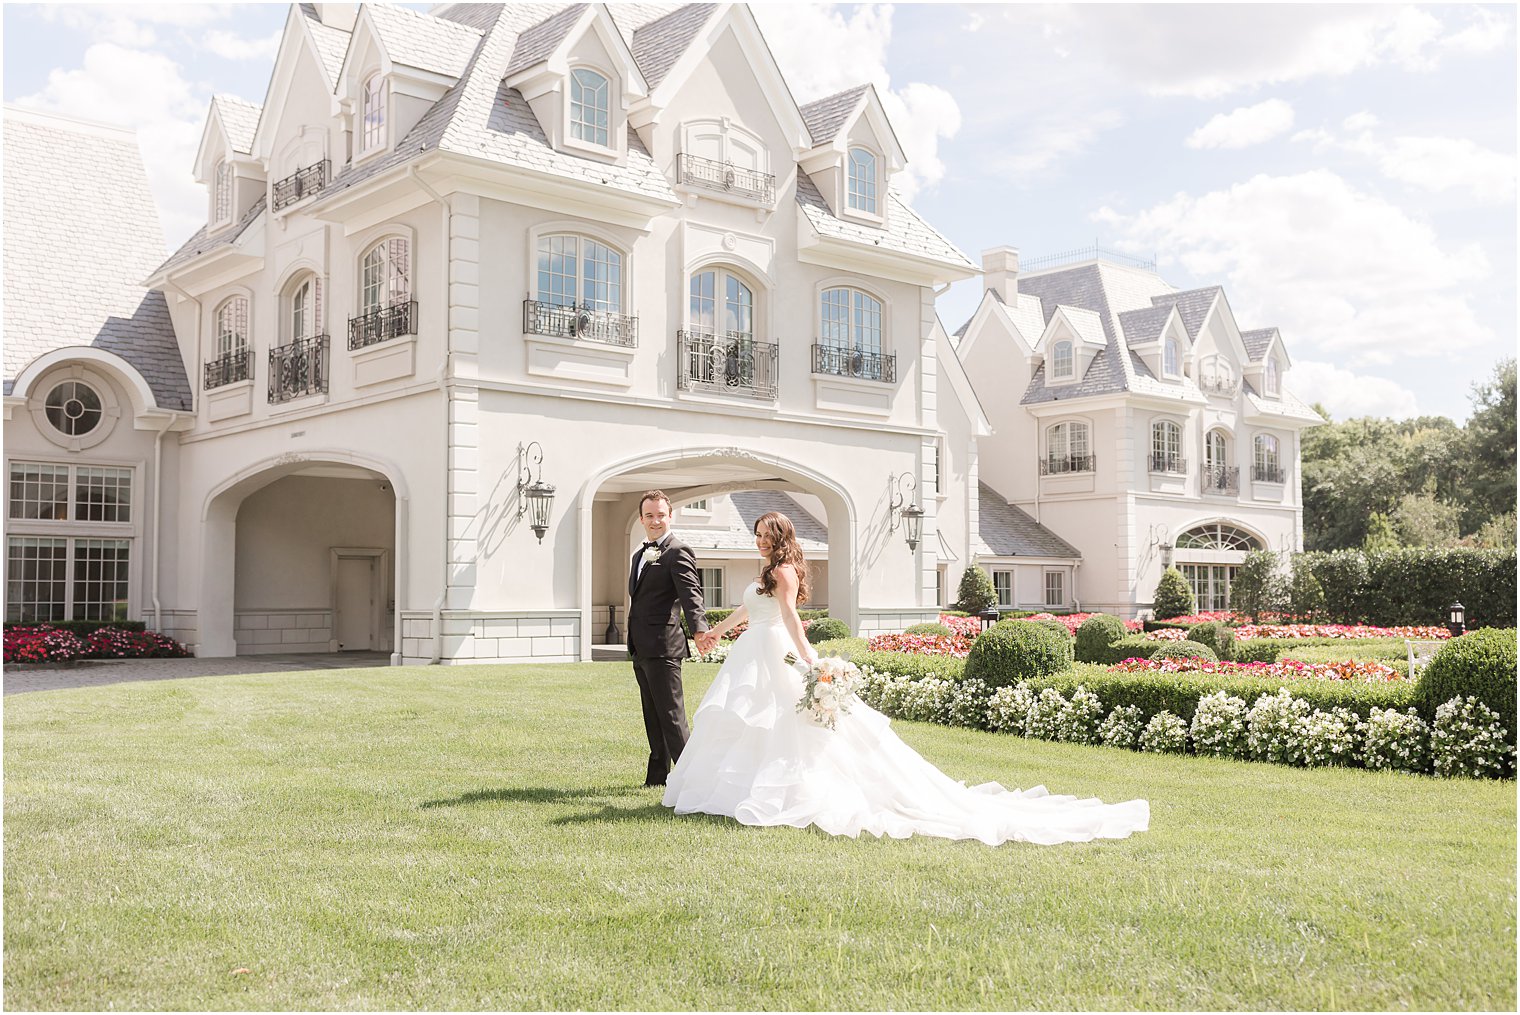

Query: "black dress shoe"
<box><xmin>645</xmin><ymin>779</ymin><xmax>666</xmax><ymax>787</ymax></box>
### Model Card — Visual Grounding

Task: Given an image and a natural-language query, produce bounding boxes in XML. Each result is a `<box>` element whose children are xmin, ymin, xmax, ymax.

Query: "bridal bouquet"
<box><xmin>795</xmin><ymin>656</ymin><xmax>864</xmax><ymax>730</ymax></box>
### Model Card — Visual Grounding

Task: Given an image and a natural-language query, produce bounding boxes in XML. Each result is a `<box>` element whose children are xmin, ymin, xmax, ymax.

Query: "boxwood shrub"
<box><xmin>964</xmin><ymin>621</ymin><xmax>1070</xmax><ymax>690</ymax></box>
<box><xmin>1075</xmin><ymin>614</ymin><xmax>1128</xmax><ymax>663</ymax></box>
<box><xmin>1025</xmin><ymin>617</ymin><xmax>1074</xmax><ymax>642</ymax></box>
<box><xmin>1297</xmin><ymin>547</ymin><xmax>1516</xmax><ymax>627</ymax></box>
<box><xmin>1186</xmin><ymin>621</ymin><xmax>1236</xmax><ymax>661</ymax></box>
<box><xmin>1150</xmin><ymin>640</ymin><xmax>1218</xmax><ymax>663</ymax></box>
<box><xmin>904</xmin><ymin>622</ymin><xmax>954</xmax><ymax>637</ymax></box>
<box><xmin>806</xmin><ymin>618</ymin><xmax>851</xmax><ymax>644</ymax></box>
<box><xmin>1415</xmin><ymin>628</ymin><xmax>1517</xmax><ymax>747</ymax></box>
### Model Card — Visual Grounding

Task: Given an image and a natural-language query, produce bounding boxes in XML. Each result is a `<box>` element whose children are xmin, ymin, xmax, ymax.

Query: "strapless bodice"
<box><xmin>742</xmin><ymin>580</ymin><xmax>784</xmax><ymax>627</ymax></box>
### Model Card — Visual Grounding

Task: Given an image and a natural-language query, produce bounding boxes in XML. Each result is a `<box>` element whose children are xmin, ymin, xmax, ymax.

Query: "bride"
<box><xmin>663</xmin><ymin>511</ymin><xmax>1149</xmax><ymax>846</ymax></box>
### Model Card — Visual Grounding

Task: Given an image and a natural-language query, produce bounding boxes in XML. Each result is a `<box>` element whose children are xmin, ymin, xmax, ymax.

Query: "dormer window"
<box><xmin>361</xmin><ymin>74</ymin><xmax>386</xmax><ymax>153</ymax></box>
<box><xmin>847</xmin><ymin>147</ymin><xmax>877</xmax><ymax>214</ymax></box>
<box><xmin>1052</xmin><ymin>340</ymin><xmax>1074</xmax><ymax>380</ymax></box>
<box><xmin>570</xmin><ymin>69</ymin><xmax>610</xmax><ymax>148</ymax></box>
<box><xmin>1265</xmin><ymin>358</ymin><xmax>1280</xmax><ymax>396</ymax></box>
<box><xmin>213</xmin><ymin>160</ymin><xmax>232</xmax><ymax>225</ymax></box>
<box><xmin>1164</xmin><ymin>337</ymin><xmax>1180</xmax><ymax>377</ymax></box>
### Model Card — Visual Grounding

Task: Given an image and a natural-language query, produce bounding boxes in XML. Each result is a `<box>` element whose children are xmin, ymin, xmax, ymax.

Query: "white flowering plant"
<box><xmin>946</xmin><ymin>678</ymin><xmax>993</xmax><ymax>730</ymax></box>
<box><xmin>1363</xmin><ymin>707</ymin><xmax>1431</xmax><ymax>773</ymax></box>
<box><xmin>986</xmin><ymin>682</ymin><xmax>1037</xmax><ymax>736</ymax></box>
<box><xmin>1139</xmin><ymin>711</ymin><xmax>1188</xmax><ymax>753</ymax></box>
<box><xmin>1247</xmin><ymin>688</ymin><xmax>1311</xmax><ymax>766</ymax></box>
<box><xmin>795</xmin><ymin>656</ymin><xmax>865</xmax><ymax>731</ymax></box>
<box><xmin>1432</xmin><ymin>696</ymin><xmax>1511</xmax><ymax>779</ymax></box>
<box><xmin>1190</xmin><ymin>691</ymin><xmax>1250</xmax><ymax>759</ymax></box>
<box><xmin>1099</xmin><ymin>705</ymin><xmax>1145</xmax><ymax>749</ymax></box>
<box><xmin>1025</xmin><ymin>687</ymin><xmax>1069</xmax><ymax>741</ymax></box>
<box><xmin>1058</xmin><ymin>685</ymin><xmax>1105</xmax><ymax>745</ymax></box>
<box><xmin>1300</xmin><ymin>706</ymin><xmax>1365</xmax><ymax>767</ymax></box>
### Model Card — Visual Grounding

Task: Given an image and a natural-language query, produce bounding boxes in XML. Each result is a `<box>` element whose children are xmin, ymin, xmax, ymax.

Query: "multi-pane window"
<box><xmin>1182</xmin><ymin>564</ymin><xmax>1236</xmax><ymax>612</ymax></box>
<box><xmin>216</xmin><ymin>296</ymin><xmax>249</xmax><ymax>357</ymax></box>
<box><xmin>1052</xmin><ymin>340</ymin><xmax>1074</xmax><ymax>379</ymax></box>
<box><xmin>1164</xmin><ymin>337</ymin><xmax>1180</xmax><ymax>376</ymax></box>
<box><xmin>537</xmin><ymin>235</ymin><xmax>622</xmax><ymax>313</ymax></box>
<box><xmin>820</xmin><ymin>287</ymin><xmax>882</xmax><ymax>355</ymax></box>
<box><xmin>72</xmin><ymin>538</ymin><xmax>131</xmax><ymax>621</ymax></box>
<box><xmin>570</xmin><ymin>69</ymin><xmax>610</xmax><ymax>147</ymax></box>
<box><xmin>1044</xmin><ymin>570</ymin><xmax>1064</xmax><ymax>608</ymax></box>
<box><xmin>214</xmin><ymin>160</ymin><xmax>232</xmax><ymax>223</ymax></box>
<box><xmin>847</xmin><ymin>147</ymin><xmax>877</xmax><ymax>213</ymax></box>
<box><xmin>992</xmin><ymin>570</ymin><xmax>1012</xmax><ymax>607</ymax></box>
<box><xmin>929</xmin><ymin>440</ymin><xmax>941</xmax><ymax>494</ymax></box>
<box><xmin>6</xmin><ymin>462</ymin><xmax>135</xmax><ymax>623</ymax></box>
<box><xmin>8</xmin><ymin>463</ymin><xmax>70</xmax><ymax>520</ymax></box>
<box><xmin>690</xmin><ymin>270</ymin><xmax>753</xmax><ymax>337</ymax></box>
<box><xmin>1265</xmin><ymin>358</ymin><xmax>1280</xmax><ymax>395</ymax></box>
<box><xmin>6</xmin><ymin>537</ymin><xmax>67</xmax><ymax>623</ymax></box>
<box><xmin>1254</xmin><ymin>434</ymin><xmax>1282</xmax><ymax>481</ymax></box>
<box><xmin>362</xmin><ymin>75</ymin><xmax>386</xmax><ymax>151</ymax></box>
<box><xmin>75</xmin><ymin>467</ymin><xmax>133</xmax><ymax>522</ymax></box>
<box><xmin>286</xmin><ymin>275</ymin><xmax>321</xmax><ymax>343</ymax></box>
<box><xmin>361</xmin><ymin>238</ymin><xmax>411</xmax><ymax>313</ymax></box>
<box><xmin>686</xmin><ymin>499</ymin><xmax>709</xmax><ymax>513</ymax></box>
<box><xmin>936</xmin><ymin>567</ymin><xmax>946</xmax><ymax>607</ymax></box>
<box><xmin>698</xmin><ymin>567</ymin><xmax>725</xmax><ymax>607</ymax></box>
<box><xmin>1205</xmin><ymin>429</ymin><xmax>1228</xmax><ymax>469</ymax></box>
<box><xmin>1177</xmin><ymin>524</ymin><xmax>1260</xmax><ymax>551</ymax></box>
<box><xmin>44</xmin><ymin>381</ymin><xmax>103</xmax><ymax>438</ymax></box>
<box><xmin>1151</xmin><ymin>419</ymin><xmax>1183</xmax><ymax>472</ymax></box>
<box><xmin>1047</xmin><ymin>421</ymin><xmax>1091</xmax><ymax>471</ymax></box>
<box><xmin>9</xmin><ymin>462</ymin><xmax>131</xmax><ymax>524</ymax></box>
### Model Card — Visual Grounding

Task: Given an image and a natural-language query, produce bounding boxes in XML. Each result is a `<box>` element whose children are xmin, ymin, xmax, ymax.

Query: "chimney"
<box><xmin>315</xmin><ymin>3</ymin><xmax>358</xmax><ymax>32</ymax></box>
<box><xmin>982</xmin><ymin>246</ymin><xmax>1019</xmax><ymax>304</ymax></box>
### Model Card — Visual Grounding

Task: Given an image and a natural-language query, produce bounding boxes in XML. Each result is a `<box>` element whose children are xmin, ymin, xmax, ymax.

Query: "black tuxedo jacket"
<box><xmin>627</xmin><ymin>534</ymin><xmax>708</xmax><ymax>658</ymax></box>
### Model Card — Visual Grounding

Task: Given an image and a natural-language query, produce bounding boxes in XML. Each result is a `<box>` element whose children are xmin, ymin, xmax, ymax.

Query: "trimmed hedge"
<box><xmin>1297</xmin><ymin>548</ymin><xmax>1517</xmax><ymax>627</ymax></box>
<box><xmin>1075</xmin><ymin>614</ymin><xmax>1128</xmax><ymax>663</ymax></box>
<box><xmin>1026</xmin><ymin>617</ymin><xmax>1074</xmax><ymax>642</ymax></box>
<box><xmin>852</xmin><ymin>649</ymin><xmax>966</xmax><ymax>683</ymax></box>
<box><xmin>806</xmin><ymin>618</ymin><xmax>850</xmax><ymax>644</ymax></box>
<box><xmin>1233</xmin><ymin>636</ymin><xmax>1410</xmax><ymax>664</ymax></box>
<box><xmin>1415</xmin><ymin>628</ymin><xmax>1517</xmax><ymax>747</ymax></box>
<box><xmin>964</xmin><ymin>621</ymin><xmax>1070</xmax><ymax>690</ymax></box>
<box><xmin>1186</xmin><ymin>621</ymin><xmax>1236</xmax><ymax>661</ymax></box>
<box><xmin>2</xmin><ymin>619</ymin><xmax>146</xmax><ymax>635</ymax></box>
<box><xmin>706</xmin><ymin>607</ymin><xmax>830</xmax><ymax>626</ymax></box>
<box><xmin>1150</xmin><ymin>640</ymin><xmax>1218</xmax><ymax>663</ymax></box>
<box><xmin>1152</xmin><ymin>567</ymin><xmax>1195</xmax><ymax>619</ymax></box>
<box><xmin>811</xmin><ymin>637</ymin><xmax>868</xmax><ymax>660</ymax></box>
<box><xmin>904</xmin><ymin>622</ymin><xmax>954</xmax><ymax>637</ymax></box>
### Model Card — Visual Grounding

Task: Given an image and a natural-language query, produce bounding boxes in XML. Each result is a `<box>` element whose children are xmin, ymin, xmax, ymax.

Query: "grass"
<box><xmin>5</xmin><ymin>662</ymin><xmax>1515</xmax><ymax>1010</ymax></box>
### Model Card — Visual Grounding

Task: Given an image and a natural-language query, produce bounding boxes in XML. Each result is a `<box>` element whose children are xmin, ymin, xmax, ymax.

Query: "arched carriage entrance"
<box><xmin>578</xmin><ymin>447</ymin><xmax>857</xmax><ymax>660</ymax></box>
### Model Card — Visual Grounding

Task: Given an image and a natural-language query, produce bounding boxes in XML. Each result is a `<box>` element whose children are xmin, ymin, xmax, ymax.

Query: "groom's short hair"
<box><xmin>639</xmin><ymin>490</ymin><xmax>671</xmax><ymax>514</ymax></box>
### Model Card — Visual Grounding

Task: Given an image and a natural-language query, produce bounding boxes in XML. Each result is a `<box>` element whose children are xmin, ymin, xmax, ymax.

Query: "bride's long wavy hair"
<box><xmin>754</xmin><ymin>511</ymin><xmax>810</xmax><ymax>603</ymax></box>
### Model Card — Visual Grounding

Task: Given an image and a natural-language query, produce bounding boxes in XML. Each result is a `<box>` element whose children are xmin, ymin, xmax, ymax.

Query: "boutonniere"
<box><xmin>642</xmin><ymin>547</ymin><xmax>663</xmax><ymax>565</ymax></box>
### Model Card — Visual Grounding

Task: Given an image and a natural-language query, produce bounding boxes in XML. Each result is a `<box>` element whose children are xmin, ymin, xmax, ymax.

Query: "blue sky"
<box><xmin>4</xmin><ymin>2</ymin><xmax>1514</xmax><ymax>422</ymax></box>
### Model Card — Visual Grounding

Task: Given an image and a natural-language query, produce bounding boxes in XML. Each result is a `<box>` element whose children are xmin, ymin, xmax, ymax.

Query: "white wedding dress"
<box><xmin>663</xmin><ymin>580</ymin><xmax>1150</xmax><ymax>846</ymax></box>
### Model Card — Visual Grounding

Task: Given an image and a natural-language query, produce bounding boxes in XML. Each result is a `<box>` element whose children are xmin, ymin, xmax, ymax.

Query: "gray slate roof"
<box><xmin>1240</xmin><ymin>327</ymin><xmax>1277</xmax><ymax>362</ymax></box>
<box><xmin>796</xmin><ymin>171</ymin><xmax>975</xmax><ymax>272</ymax></box>
<box><xmin>212</xmin><ymin>95</ymin><xmax>261</xmax><ymax>154</ymax></box>
<box><xmin>1116</xmin><ymin>304</ymin><xmax>1172</xmax><ymax>346</ymax></box>
<box><xmin>298</xmin><ymin>4</ymin><xmax>350</xmax><ymax>88</ymax></box>
<box><xmin>977</xmin><ymin>484</ymin><xmax>1081</xmax><ymax>559</ymax></box>
<box><xmin>1149</xmin><ymin>286</ymin><xmax>1220</xmax><ymax>341</ymax></box>
<box><xmin>366</xmin><ymin>3</ymin><xmax>483</xmax><ymax>78</ymax></box>
<box><xmin>730</xmin><ymin>491</ymin><xmax>829</xmax><ymax>543</ymax></box>
<box><xmin>800</xmin><ymin>84</ymin><xmax>869</xmax><ymax>145</ymax></box>
<box><xmin>632</xmin><ymin>4</ymin><xmax>716</xmax><ymax>90</ymax></box>
<box><xmin>504</xmin><ymin>4</ymin><xmax>585</xmax><ymax>76</ymax></box>
<box><xmin>4</xmin><ymin>111</ymin><xmax>190</xmax><ymax>410</ymax></box>
<box><xmin>155</xmin><ymin>195</ymin><xmax>265</xmax><ymax>276</ymax></box>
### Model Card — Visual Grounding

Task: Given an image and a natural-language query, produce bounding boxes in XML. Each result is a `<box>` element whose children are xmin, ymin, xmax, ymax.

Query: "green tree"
<box><xmin>955</xmin><ymin>565</ymin><xmax>997</xmax><ymax>615</ymax></box>
<box><xmin>1463</xmin><ymin>358</ymin><xmax>1517</xmax><ymax>532</ymax></box>
<box><xmin>1390</xmin><ymin>489</ymin><xmax>1463</xmax><ymax>547</ymax></box>
<box><xmin>1469</xmin><ymin>511</ymin><xmax>1517</xmax><ymax>550</ymax></box>
<box><xmin>1231</xmin><ymin>550</ymin><xmax>1288</xmax><ymax>622</ymax></box>
<box><xmin>1151</xmin><ymin>567</ymin><xmax>1195</xmax><ymax>619</ymax></box>
<box><xmin>1361</xmin><ymin>513</ymin><xmax>1400</xmax><ymax>553</ymax></box>
<box><xmin>1289</xmin><ymin>565</ymin><xmax>1327</xmax><ymax>620</ymax></box>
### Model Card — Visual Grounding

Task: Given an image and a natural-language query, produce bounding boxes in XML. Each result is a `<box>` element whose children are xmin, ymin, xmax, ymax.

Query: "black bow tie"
<box><xmin>642</xmin><ymin>540</ymin><xmax>661</xmax><ymax>549</ymax></box>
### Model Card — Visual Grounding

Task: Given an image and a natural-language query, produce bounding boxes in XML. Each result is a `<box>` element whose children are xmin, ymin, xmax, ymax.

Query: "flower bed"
<box><xmin>868</xmin><ymin>632</ymin><xmax>974</xmax><ymax>657</ymax></box>
<box><xmin>4</xmin><ymin>625</ymin><xmax>190</xmax><ymax>665</ymax></box>
<box><xmin>1111</xmin><ymin>656</ymin><xmax>1403</xmax><ymax>683</ymax></box>
<box><xmin>1231</xmin><ymin>622</ymin><xmax>1449</xmax><ymax>640</ymax></box>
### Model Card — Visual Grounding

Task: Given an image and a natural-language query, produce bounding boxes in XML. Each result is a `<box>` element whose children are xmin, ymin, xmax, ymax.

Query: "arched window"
<box><xmin>683</xmin><ymin>268</ymin><xmax>773</xmax><ymax>396</ymax></box>
<box><xmin>213</xmin><ymin>160</ymin><xmax>232</xmax><ymax>224</ymax></box>
<box><xmin>361</xmin><ymin>238</ymin><xmax>411</xmax><ymax>314</ymax></box>
<box><xmin>1202</xmin><ymin>428</ymin><xmax>1234</xmax><ymax>492</ymax></box>
<box><xmin>1150</xmin><ymin>419</ymin><xmax>1184</xmax><ymax>473</ymax></box>
<box><xmin>215</xmin><ymin>296</ymin><xmax>249</xmax><ymax>357</ymax></box>
<box><xmin>536</xmin><ymin>235</ymin><xmax>622</xmax><ymax>313</ymax></box>
<box><xmin>820</xmin><ymin>286</ymin><xmax>885</xmax><ymax>379</ymax></box>
<box><xmin>691</xmin><ymin>268</ymin><xmax>753</xmax><ymax>338</ymax></box>
<box><xmin>1164</xmin><ymin>337</ymin><xmax>1180</xmax><ymax>377</ymax></box>
<box><xmin>570</xmin><ymin>69</ymin><xmax>610</xmax><ymax>147</ymax></box>
<box><xmin>361</xmin><ymin>74</ymin><xmax>386</xmax><ymax>152</ymax></box>
<box><xmin>1265</xmin><ymin>358</ymin><xmax>1280</xmax><ymax>395</ymax></box>
<box><xmin>1205</xmin><ymin>428</ymin><xmax>1227</xmax><ymax>469</ymax></box>
<box><xmin>847</xmin><ymin>147</ymin><xmax>877</xmax><ymax>213</ymax></box>
<box><xmin>284</xmin><ymin>273</ymin><xmax>322</xmax><ymax>344</ymax></box>
<box><xmin>1253</xmin><ymin>434</ymin><xmax>1283</xmax><ymax>482</ymax></box>
<box><xmin>1045</xmin><ymin>421</ymin><xmax>1092</xmax><ymax>474</ymax></box>
<box><xmin>44</xmin><ymin>381</ymin><xmax>103</xmax><ymax>437</ymax></box>
<box><xmin>1051</xmin><ymin>340</ymin><xmax>1074</xmax><ymax>379</ymax></box>
<box><xmin>1176</xmin><ymin>523</ymin><xmax>1261</xmax><ymax>551</ymax></box>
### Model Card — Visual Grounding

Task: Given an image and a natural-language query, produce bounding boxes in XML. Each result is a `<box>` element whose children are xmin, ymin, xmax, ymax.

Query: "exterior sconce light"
<box><xmin>888</xmin><ymin>471</ymin><xmax>923</xmax><ymax>551</ymax></box>
<box><xmin>1160</xmin><ymin>541</ymin><xmax>1174</xmax><ymax>568</ymax></box>
<box><xmin>517</xmin><ymin>441</ymin><xmax>555</xmax><ymax>543</ymax></box>
<box><xmin>1447</xmin><ymin>601</ymin><xmax>1466</xmax><ymax>638</ymax></box>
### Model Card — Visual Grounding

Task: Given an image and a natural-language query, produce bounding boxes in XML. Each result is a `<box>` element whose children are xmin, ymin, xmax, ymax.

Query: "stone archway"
<box><xmin>197</xmin><ymin>450</ymin><xmax>409</xmax><ymax>661</ymax></box>
<box><xmin>577</xmin><ymin>447</ymin><xmax>857</xmax><ymax>660</ymax></box>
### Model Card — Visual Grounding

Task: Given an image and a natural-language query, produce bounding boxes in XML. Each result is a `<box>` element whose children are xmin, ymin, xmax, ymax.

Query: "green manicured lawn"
<box><xmin>5</xmin><ymin>662</ymin><xmax>1515</xmax><ymax>1010</ymax></box>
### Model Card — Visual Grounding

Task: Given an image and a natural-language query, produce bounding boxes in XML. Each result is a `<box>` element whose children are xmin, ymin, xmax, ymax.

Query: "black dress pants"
<box><xmin>630</xmin><ymin>652</ymin><xmax>689</xmax><ymax>785</ymax></box>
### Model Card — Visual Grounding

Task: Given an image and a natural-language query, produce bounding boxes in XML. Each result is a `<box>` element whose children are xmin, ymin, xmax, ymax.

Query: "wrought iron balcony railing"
<box><xmin>1199</xmin><ymin>375</ymin><xmax>1241</xmax><ymax>398</ymax></box>
<box><xmin>204</xmin><ymin>348</ymin><xmax>253</xmax><ymax>390</ymax></box>
<box><xmin>1040</xmin><ymin>454</ymin><xmax>1096</xmax><ymax>475</ymax></box>
<box><xmin>271</xmin><ymin>160</ymin><xmax>330</xmax><ymax>211</ymax></box>
<box><xmin>811</xmin><ymin>343</ymin><xmax>896</xmax><ymax>383</ymax></box>
<box><xmin>677</xmin><ymin>330</ymin><xmax>778</xmax><ymax>400</ymax></box>
<box><xmin>1253</xmin><ymin>464</ymin><xmax>1287</xmax><ymax>484</ymax></box>
<box><xmin>522</xmin><ymin>299</ymin><xmax>638</xmax><ymax>347</ymax></box>
<box><xmin>676</xmin><ymin>153</ymin><xmax>776</xmax><ymax>205</ymax></box>
<box><xmin>1201</xmin><ymin>465</ymin><xmax>1240</xmax><ymax>494</ymax></box>
<box><xmin>1149</xmin><ymin>452</ymin><xmax>1188</xmax><ymax>474</ymax></box>
<box><xmin>268</xmin><ymin>335</ymin><xmax>328</xmax><ymax>403</ymax></box>
<box><xmin>349</xmin><ymin>300</ymin><xmax>417</xmax><ymax>350</ymax></box>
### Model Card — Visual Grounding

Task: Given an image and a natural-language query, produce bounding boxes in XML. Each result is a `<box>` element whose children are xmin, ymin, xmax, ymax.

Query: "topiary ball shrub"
<box><xmin>1074</xmin><ymin>613</ymin><xmax>1128</xmax><ymax>663</ymax></box>
<box><xmin>806</xmin><ymin>618</ymin><xmax>851</xmax><ymax>644</ymax></box>
<box><xmin>1415</xmin><ymin>628</ymin><xmax>1517</xmax><ymax>747</ymax></box>
<box><xmin>1186</xmin><ymin>621</ymin><xmax>1236</xmax><ymax>662</ymax></box>
<box><xmin>964</xmin><ymin>621</ymin><xmax>1072</xmax><ymax>691</ymax></box>
<box><xmin>1149</xmin><ymin>640</ymin><xmax>1219</xmax><ymax>663</ymax></box>
<box><xmin>1027</xmin><ymin>618</ymin><xmax>1074</xmax><ymax>642</ymax></box>
<box><xmin>954</xmin><ymin>566</ymin><xmax>998</xmax><ymax>615</ymax></box>
<box><xmin>904</xmin><ymin>622</ymin><xmax>954</xmax><ymax>638</ymax></box>
<box><xmin>1152</xmin><ymin>566</ymin><xmax>1196</xmax><ymax>620</ymax></box>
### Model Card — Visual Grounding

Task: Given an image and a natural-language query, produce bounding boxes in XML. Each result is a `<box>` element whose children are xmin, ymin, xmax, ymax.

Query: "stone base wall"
<box><xmin>857</xmin><ymin>608</ymin><xmax>943</xmax><ymax>635</ymax></box>
<box><xmin>399</xmin><ymin>610</ymin><xmax>581</xmax><ymax>664</ymax></box>
<box><xmin>235</xmin><ymin>608</ymin><xmax>333</xmax><ymax>654</ymax></box>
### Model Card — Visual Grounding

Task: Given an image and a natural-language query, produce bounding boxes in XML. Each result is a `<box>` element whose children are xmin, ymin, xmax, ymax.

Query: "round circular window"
<box><xmin>44</xmin><ymin>380</ymin><xmax>104</xmax><ymax>437</ymax></box>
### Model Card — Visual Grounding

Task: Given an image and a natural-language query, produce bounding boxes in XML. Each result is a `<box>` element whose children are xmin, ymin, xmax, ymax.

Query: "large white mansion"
<box><xmin>2</xmin><ymin>2</ymin><xmax>1321</xmax><ymax>664</ymax></box>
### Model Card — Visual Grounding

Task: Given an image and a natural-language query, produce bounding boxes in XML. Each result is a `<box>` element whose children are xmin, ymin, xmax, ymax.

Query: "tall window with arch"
<box><xmin>818</xmin><ymin>286</ymin><xmax>887</xmax><ymax>380</ymax></box>
<box><xmin>352</xmin><ymin>238</ymin><xmax>413</xmax><ymax>347</ymax></box>
<box><xmin>1164</xmin><ymin>337</ymin><xmax>1181</xmax><ymax>377</ymax></box>
<box><xmin>1151</xmin><ymin>419</ymin><xmax>1184</xmax><ymax>473</ymax></box>
<box><xmin>208</xmin><ymin>296</ymin><xmax>250</xmax><ymax>389</ymax></box>
<box><xmin>570</xmin><ymin>69</ymin><xmax>610</xmax><ymax>147</ymax></box>
<box><xmin>273</xmin><ymin>273</ymin><xmax>326</xmax><ymax>402</ymax></box>
<box><xmin>1203</xmin><ymin>428</ymin><xmax>1236</xmax><ymax>493</ymax></box>
<box><xmin>529</xmin><ymin>234</ymin><xmax>627</xmax><ymax>344</ymax></box>
<box><xmin>213</xmin><ymin>160</ymin><xmax>232</xmax><ymax>224</ymax></box>
<box><xmin>1265</xmin><ymin>358</ymin><xmax>1280</xmax><ymax>395</ymax></box>
<box><xmin>286</xmin><ymin>274</ymin><xmax>321</xmax><ymax>344</ymax></box>
<box><xmin>1045</xmin><ymin>421</ymin><xmax>1092</xmax><ymax>474</ymax></box>
<box><xmin>1253</xmin><ymin>433</ymin><xmax>1283</xmax><ymax>483</ymax></box>
<box><xmin>847</xmin><ymin>148</ymin><xmax>877</xmax><ymax>214</ymax></box>
<box><xmin>682</xmin><ymin>267</ymin><xmax>774</xmax><ymax>396</ymax></box>
<box><xmin>361</xmin><ymin>75</ymin><xmax>386</xmax><ymax>152</ymax></box>
<box><xmin>1051</xmin><ymin>340</ymin><xmax>1074</xmax><ymax>379</ymax></box>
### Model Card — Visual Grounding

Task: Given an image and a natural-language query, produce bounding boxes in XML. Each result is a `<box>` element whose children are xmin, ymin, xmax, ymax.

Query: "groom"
<box><xmin>626</xmin><ymin>490</ymin><xmax>710</xmax><ymax>786</ymax></box>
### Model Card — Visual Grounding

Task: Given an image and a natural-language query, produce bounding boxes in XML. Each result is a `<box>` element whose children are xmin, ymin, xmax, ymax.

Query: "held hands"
<box><xmin>694</xmin><ymin>630</ymin><xmax>719</xmax><ymax>656</ymax></box>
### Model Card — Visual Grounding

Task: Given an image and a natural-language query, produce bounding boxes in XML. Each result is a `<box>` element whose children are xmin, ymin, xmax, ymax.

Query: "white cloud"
<box><xmin>1342</xmin><ymin>110</ymin><xmax>1379</xmax><ymax>132</ymax></box>
<box><xmin>1186</xmin><ymin>99</ymin><xmax>1295</xmax><ymax>150</ymax></box>
<box><xmin>15</xmin><ymin>43</ymin><xmax>207</xmax><ymax>247</ymax></box>
<box><xmin>1000</xmin><ymin>110</ymin><xmax>1123</xmax><ymax>177</ymax></box>
<box><xmin>36</xmin><ymin>4</ymin><xmax>228</xmax><ymax>47</ymax></box>
<box><xmin>1301</xmin><ymin>119</ymin><xmax>1517</xmax><ymax>204</ymax></box>
<box><xmin>1094</xmin><ymin>170</ymin><xmax>1492</xmax><ymax>366</ymax></box>
<box><xmin>1286</xmin><ymin>361</ymin><xmax>1421</xmax><ymax>419</ymax></box>
<box><xmin>752</xmin><ymin>3</ymin><xmax>961</xmax><ymax>203</ymax></box>
<box><xmin>204</xmin><ymin>28</ymin><xmax>281</xmax><ymax>63</ymax></box>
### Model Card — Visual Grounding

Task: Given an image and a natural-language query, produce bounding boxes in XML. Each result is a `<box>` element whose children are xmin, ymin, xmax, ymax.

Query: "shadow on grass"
<box><xmin>552</xmin><ymin>803</ymin><xmax>738</xmax><ymax>827</ymax></box>
<box><xmin>420</xmin><ymin>784</ymin><xmax>644</xmax><ymax>809</ymax></box>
